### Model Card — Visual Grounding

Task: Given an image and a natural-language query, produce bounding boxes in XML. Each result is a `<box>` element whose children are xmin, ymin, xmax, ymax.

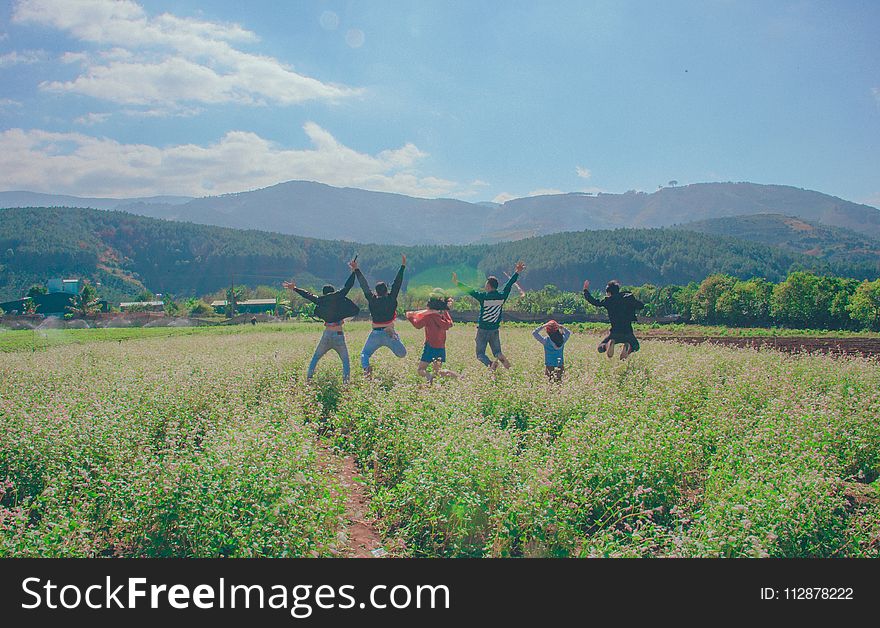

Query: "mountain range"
<box><xmin>2</xmin><ymin>181</ymin><xmax>878</xmax><ymax>245</ymax></box>
<box><xmin>1</xmin><ymin>206</ymin><xmax>876</xmax><ymax>304</ymax></box>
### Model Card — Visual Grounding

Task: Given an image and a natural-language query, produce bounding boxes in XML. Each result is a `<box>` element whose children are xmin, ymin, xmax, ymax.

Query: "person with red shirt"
<box><xmin>405</xmin><ymin>289</ymin><xmax>459</xmax><ymax>383</ymax></box>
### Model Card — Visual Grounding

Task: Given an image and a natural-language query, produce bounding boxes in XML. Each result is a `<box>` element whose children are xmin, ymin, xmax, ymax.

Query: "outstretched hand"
<box><xmin>348</xmin><ymin>258</ymin><xmax>359</xmax><ymax>271</ymax></box>
<box><xmin>401</xmin><ymin>253</ymin><xmax>407</xmax><ymax>266</ymax></box>
<box><xmin>282</xmin><ymin>280</ymin><xmax>296</xmax><ymax>290</ymax></box>
<box><xmin>514</xmin><ymin>261</ymin><xmax>526</xmax><ymax>273</ymax></box>
<box><xmin>582</xmin><ymin>279</ymin><xmax>590</xmax><ymax>291</ymax></box>
<box><xmin>451</xmin><ymin>271</ymin><xmax>458</xmax><ymax>284</ymax></box>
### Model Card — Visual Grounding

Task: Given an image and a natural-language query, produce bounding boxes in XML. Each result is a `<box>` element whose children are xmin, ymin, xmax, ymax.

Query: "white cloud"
<box><xmin>13</xmin><ymin>0</ymin><xmax>361</xmax><ymax>111</ymax></box>
<box><xmin>470</xmin><ymin>179</ymin><xmax>490</xmax><ymax>187</ymax></box>
<box><xmin>575</xmin><ymin>165</ymin><xmax>591</xmax><ymax>179</ymax></box>
<box><xmin>74</xmin><ymin>112</ymin><xmax>111</xmax><ymax>125</ymax></box>
<box><xmin>0</xmin><ymin>123</ymin><xmax>462</xmax><ymax>199</ymax></box>
<box><xmin>0</xmin><ymin>98</ymin><xmax>23</xmax><ymax>108</ymax></box>
<box><xmin>0</xmin><ymin>49</ymin><xmax>47</xmax><ymax>67</ymax></box>
<box><xmin>492</xmin><ymin>192</ymin><xmax>516</xmax><ymax>203</ymax></box>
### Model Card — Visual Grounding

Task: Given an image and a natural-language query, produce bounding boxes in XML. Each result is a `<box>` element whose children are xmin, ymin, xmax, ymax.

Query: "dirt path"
<box><xmin>643</xmin><ymin>334</ymin><xmax>880</xmax><ymax>357</ymax></box>
<box><xmin>318</xmin><ymin>446</ymin><xmax>384</xmax><ymax>558</ymax></box>
<box><xmin>337</xmin><ymin>454</ymin><xmax>384</xmax><ymax>558</ymax></box>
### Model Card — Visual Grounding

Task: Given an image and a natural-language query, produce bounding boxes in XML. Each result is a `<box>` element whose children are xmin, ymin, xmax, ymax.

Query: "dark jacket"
<box><xmin>293</xmin><ymin>272</ymin><xmax>359</xmax><ymax>324</ymax></box>
<box><xmin>355</xmin><ymin>265</ymin><xmax>405</xmax><ymax>325</ymax></box>
<box><xmin>584</xmin><ymin>290</ymin><xmax>644</xmax><ymax>334</ymax></box>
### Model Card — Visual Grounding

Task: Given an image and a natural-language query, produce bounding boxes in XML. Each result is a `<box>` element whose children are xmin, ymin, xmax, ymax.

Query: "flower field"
<box><xmin>2</xmin><ymin>322</ymin><xmax>879</xmax><ymax>557</ymax></box>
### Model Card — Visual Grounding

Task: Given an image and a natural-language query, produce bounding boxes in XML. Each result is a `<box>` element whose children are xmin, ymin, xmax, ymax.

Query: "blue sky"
<box><xmin>0</xmin><ymin>0</ymin><xmax>877</xmax><ymax>206</ymax></box>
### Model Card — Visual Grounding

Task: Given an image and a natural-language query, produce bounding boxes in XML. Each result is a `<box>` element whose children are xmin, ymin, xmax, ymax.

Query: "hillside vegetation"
<box><xmin>2</xmin><ymin>206</ymin><xmax>874</xmax><ymax>303</ymax></box>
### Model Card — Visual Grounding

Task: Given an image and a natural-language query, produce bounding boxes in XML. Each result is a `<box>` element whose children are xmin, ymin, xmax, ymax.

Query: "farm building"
<box><xmin>47</xmin><ymin>278</ymin><xmax>81</xmax><ymax>294</ymax></box>
<box><xmin>119</xmin><ymin>301</ymin><xmax>165</xmax><ymax>312</ymax></box>
<box><xmin>211</xmin><ymin>299</ymin><xmax>278</xmax><ymax>314</ymax></box>
<box><xmin>1</xmin><ymin>293</ymin><xmax>75</xmax><ymax>315</ymax></box>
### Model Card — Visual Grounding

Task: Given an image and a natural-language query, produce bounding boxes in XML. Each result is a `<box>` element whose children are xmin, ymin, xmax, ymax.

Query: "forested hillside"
<box><xmin>0</xmin><ymin>206</ymin><xmax>875</xmax><ymax>302</ymax></box>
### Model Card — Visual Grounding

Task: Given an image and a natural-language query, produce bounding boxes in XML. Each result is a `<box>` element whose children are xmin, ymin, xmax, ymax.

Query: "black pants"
<box><xmin>597</xmin><ymin>332</ymin><xmax>640</xmax><ymax>353</ymax></box>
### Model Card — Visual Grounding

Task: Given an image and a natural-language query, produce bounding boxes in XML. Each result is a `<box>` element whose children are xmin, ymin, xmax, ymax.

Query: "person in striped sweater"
<box><xmin>453</xmin><ymin>260</ymin><xmax>525</xmax><ymax>371</ymax></box>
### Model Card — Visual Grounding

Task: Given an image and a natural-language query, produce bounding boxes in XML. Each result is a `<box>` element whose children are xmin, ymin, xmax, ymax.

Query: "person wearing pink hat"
<box><xmin>532</xmin><ymin>319</ymin><xmax>571</xmax><ymax>381</ymax></box>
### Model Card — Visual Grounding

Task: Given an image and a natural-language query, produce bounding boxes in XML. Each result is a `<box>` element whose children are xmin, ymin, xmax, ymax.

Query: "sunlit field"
<box><xmin>1</xmin><ymin>322</ymin><xmax>879</xmax><ymax>557</ymax></box>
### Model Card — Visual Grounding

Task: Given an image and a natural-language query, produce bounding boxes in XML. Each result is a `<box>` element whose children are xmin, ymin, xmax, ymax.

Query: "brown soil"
<box><xmin>338</xmin><ymin>454</ymin><xmax>384</xmax><ymax>558</ymax></box>
<box><xmin>318</xmin><ymin>446</ymin><xmax>384</xmax><ymax>558</ymax></box>
<box><xmin>641</xmin><ymin>333</ymin><xmax>880</xmax><ymax>357</ymax></box>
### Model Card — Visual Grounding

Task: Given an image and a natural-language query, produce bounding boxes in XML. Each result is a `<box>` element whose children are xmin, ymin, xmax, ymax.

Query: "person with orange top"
<box><xmin>405</xmin><ymin>289</ymin><xmax>459</xmax><ymax>383</ymax></box>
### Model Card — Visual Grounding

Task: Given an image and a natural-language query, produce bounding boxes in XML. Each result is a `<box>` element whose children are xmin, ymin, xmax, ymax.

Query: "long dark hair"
<box><xmin>547</xmin><ymin>329</ymin><xmax>564</xmax><ymax>347</ymax></box>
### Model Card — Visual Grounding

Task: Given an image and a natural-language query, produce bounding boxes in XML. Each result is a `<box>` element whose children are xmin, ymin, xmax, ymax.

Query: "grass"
<box><xmin>2</xmin><ymin>322</ymin><xmax>879</xmax><ymax>557</ymax></box>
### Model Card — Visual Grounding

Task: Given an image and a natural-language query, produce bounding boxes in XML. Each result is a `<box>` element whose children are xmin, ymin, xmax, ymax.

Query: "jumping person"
<box><xmin>452</xmin><ymin>261</ymin><xmax>525</xmax><ymax>370</ymax></box>
<box><xmin>283</xmin><ymin>269</ymin><xmax>358</xmax><ymax>383</ymax></box>
<box><xmin>532</xmin><ymin>319</ymin><xmax>571</xmax><ymax>381</ymax></box>
<box><xmin>350</xmin><ymin>255</ymin><xmax>408</xmax><ymax>376</ymax></box>
<box><xmin>582</xmin><ymin>279</ymin><xmax>644</xmax><ymax>360</ymax></box>
<box><xmin>405</xmin><ymin>289</ymin><xmax>458</xmax><ymax>383</ymax></box>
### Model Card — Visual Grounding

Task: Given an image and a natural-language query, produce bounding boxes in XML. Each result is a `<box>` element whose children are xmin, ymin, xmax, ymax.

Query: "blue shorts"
<box><xmin>420</xmin><ymin>344</ymin><xmax>446</xmax><ymax>363</ymax></box>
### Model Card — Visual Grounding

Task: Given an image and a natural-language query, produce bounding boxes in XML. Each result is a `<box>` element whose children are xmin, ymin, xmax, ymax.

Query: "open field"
<box><xmin>2</xmin><ymin>322</ymin><xmax>879</xmax><ymax>557</ymax></box>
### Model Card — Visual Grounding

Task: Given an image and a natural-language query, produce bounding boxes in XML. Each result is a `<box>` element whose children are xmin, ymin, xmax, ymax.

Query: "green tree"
<box><xmin>847</xmin><ymin>279</ymin><xmax>880</xmax><ymax>331</ymax></box>
<box><xmin>771</xmin><ymin>272</ymin><xmax>821</xmax><ymax>328</ymax></box>
<box><xmin>188</xmin><ymin>299</ymin><xmax>214</xmax><ymax>317</ymax></box>
<box><xmin>26</xmin><ymin>284</ymin><xmax>48</xmax><ymax>298</ymax></box>
<box><xmin>225</xmin><ymin>286</ymin><xmax>244</xmax><ymax>317</ymax></box>
<box><xmin>66</xmin><ymin>282</ymin><xmax>101</xmax><ymax>317</ymax></box>
<box><xmin>164</xmin><ymin>297</ymin><xmax>180</xmax><ymax>316</ymax></box>
<box><xmin>715</xmin><ymin>278</ymin><xmax>772</xmax><ymax>326</ymax></box>
<box><xmin>692</xmin><ymin>274</ymin><xmax>737</xmax><ymax>323</ymax></box>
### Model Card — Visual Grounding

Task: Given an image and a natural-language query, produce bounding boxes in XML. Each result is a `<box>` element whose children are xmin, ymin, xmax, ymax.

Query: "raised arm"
<box><xmin>532</xmin><ymin>324</ymin><xmax>546</xmax><ymax>344</ymax></box>
<box><xmin>582</xmin><ymin>280</ymin><xmax>604</xmax><ymax>308</ymax></box>
<box><xmin>500</xmin><ymin>271</ymin><xmax>519</xmax><ymax>299</ymax></box>
<box><xmin>390</xmin><ymin>255</ymin><xmax>406</xmax><ymax>299</ymax></box>
<box><xmin>560</xmin><ymin>326</ymin><xmax>572</xmax><ymax>342</ymax></box>
<box><xmin>292</xmin><ymin>287</ymin><xmax>318</xmax><ymax>303</ymax></box>
<box><xmin>504</xmin><ymin>271</ymin><xmax>526</xmax><ymax>297</ymax></box>
<box><xmin>354</xmin><ymin>268</ymin><xmax>373</xmax><ymax>299</ymax></box>
<box><xmin>452</xmin><ymin>271</ymin><xmax>479</xmax><ymax>299</ymax></box>
<box><xmin>338</xmin><ymin>270</ymin><xmax>357</xmax><ymax>297</ymax></box>
<box><xmin>405</xmin><ymin>310</ymin><xmax>426</xmax><ymax>329</ymax></box>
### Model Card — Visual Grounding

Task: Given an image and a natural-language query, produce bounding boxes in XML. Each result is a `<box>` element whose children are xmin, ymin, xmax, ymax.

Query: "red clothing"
<box><xmin>406</xmin><ymin>309</ymin><xmax>453</xmax><ymax>349</ymax></box>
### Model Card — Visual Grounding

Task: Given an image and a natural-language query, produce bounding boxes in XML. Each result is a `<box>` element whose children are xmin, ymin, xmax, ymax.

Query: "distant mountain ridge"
<box><xmin>2</xmin><ymin>181</ymin><xmax>878</xmax><ymax>244</ymax></box>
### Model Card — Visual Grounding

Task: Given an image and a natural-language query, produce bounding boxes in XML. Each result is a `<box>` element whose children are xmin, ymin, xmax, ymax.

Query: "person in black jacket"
<box><xmin>283</xmin><ymin>270</ymin><xmax>358</xmax><ymax>383</ymax></box>
<box><xmin>583</xmin><ymin>279</ymin><xmax>644</xmax><ymax>360</ymax></box>
<box><xmin>350</xmin><ymin>255</ymin><xmax>408</xmax><ymax>376</ymax></box>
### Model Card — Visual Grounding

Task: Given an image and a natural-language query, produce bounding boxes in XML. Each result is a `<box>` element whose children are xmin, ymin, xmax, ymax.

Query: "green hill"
<box><xmin>675</xmin><ymin>214</ymin><xmax>880</xmax><ymax>275</ymax></box>
<box><xmin>0</xmin><ymin>206</ymin><xmax>875</xmax><ymax>303</ymax></box>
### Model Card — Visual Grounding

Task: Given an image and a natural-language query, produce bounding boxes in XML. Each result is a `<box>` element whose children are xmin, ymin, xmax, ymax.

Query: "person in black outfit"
<box><xmin>583</xmin><ymin>279</ymin><xmax>644</xmax><ymax>360</ymax></box>
<box><xmin>283</xmin><ymin>270</ymin><xmax>358</xmax><ymax>383</ymax></box>
<box><xmin>350</xmin><ymin>254</ymin><xmax>408</xmax><ymax>375</ymax></box>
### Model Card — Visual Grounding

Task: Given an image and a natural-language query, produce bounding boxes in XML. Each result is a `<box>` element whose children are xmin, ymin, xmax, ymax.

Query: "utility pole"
<box><xmin>230</xmin><ymin>272</ymin><xmax>236</xmax><ymax>318</ymax></box>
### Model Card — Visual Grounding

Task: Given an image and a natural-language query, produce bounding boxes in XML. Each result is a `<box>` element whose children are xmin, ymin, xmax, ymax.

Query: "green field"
<box><xmin>1</xmin><ymin>322</ymin><xmax>879</xmax><ymax>557</ymax></box>
<box><xmin>3</xmin><ymin>321</ymin><xmax>878</xmax><ymax>354</ymax></box>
